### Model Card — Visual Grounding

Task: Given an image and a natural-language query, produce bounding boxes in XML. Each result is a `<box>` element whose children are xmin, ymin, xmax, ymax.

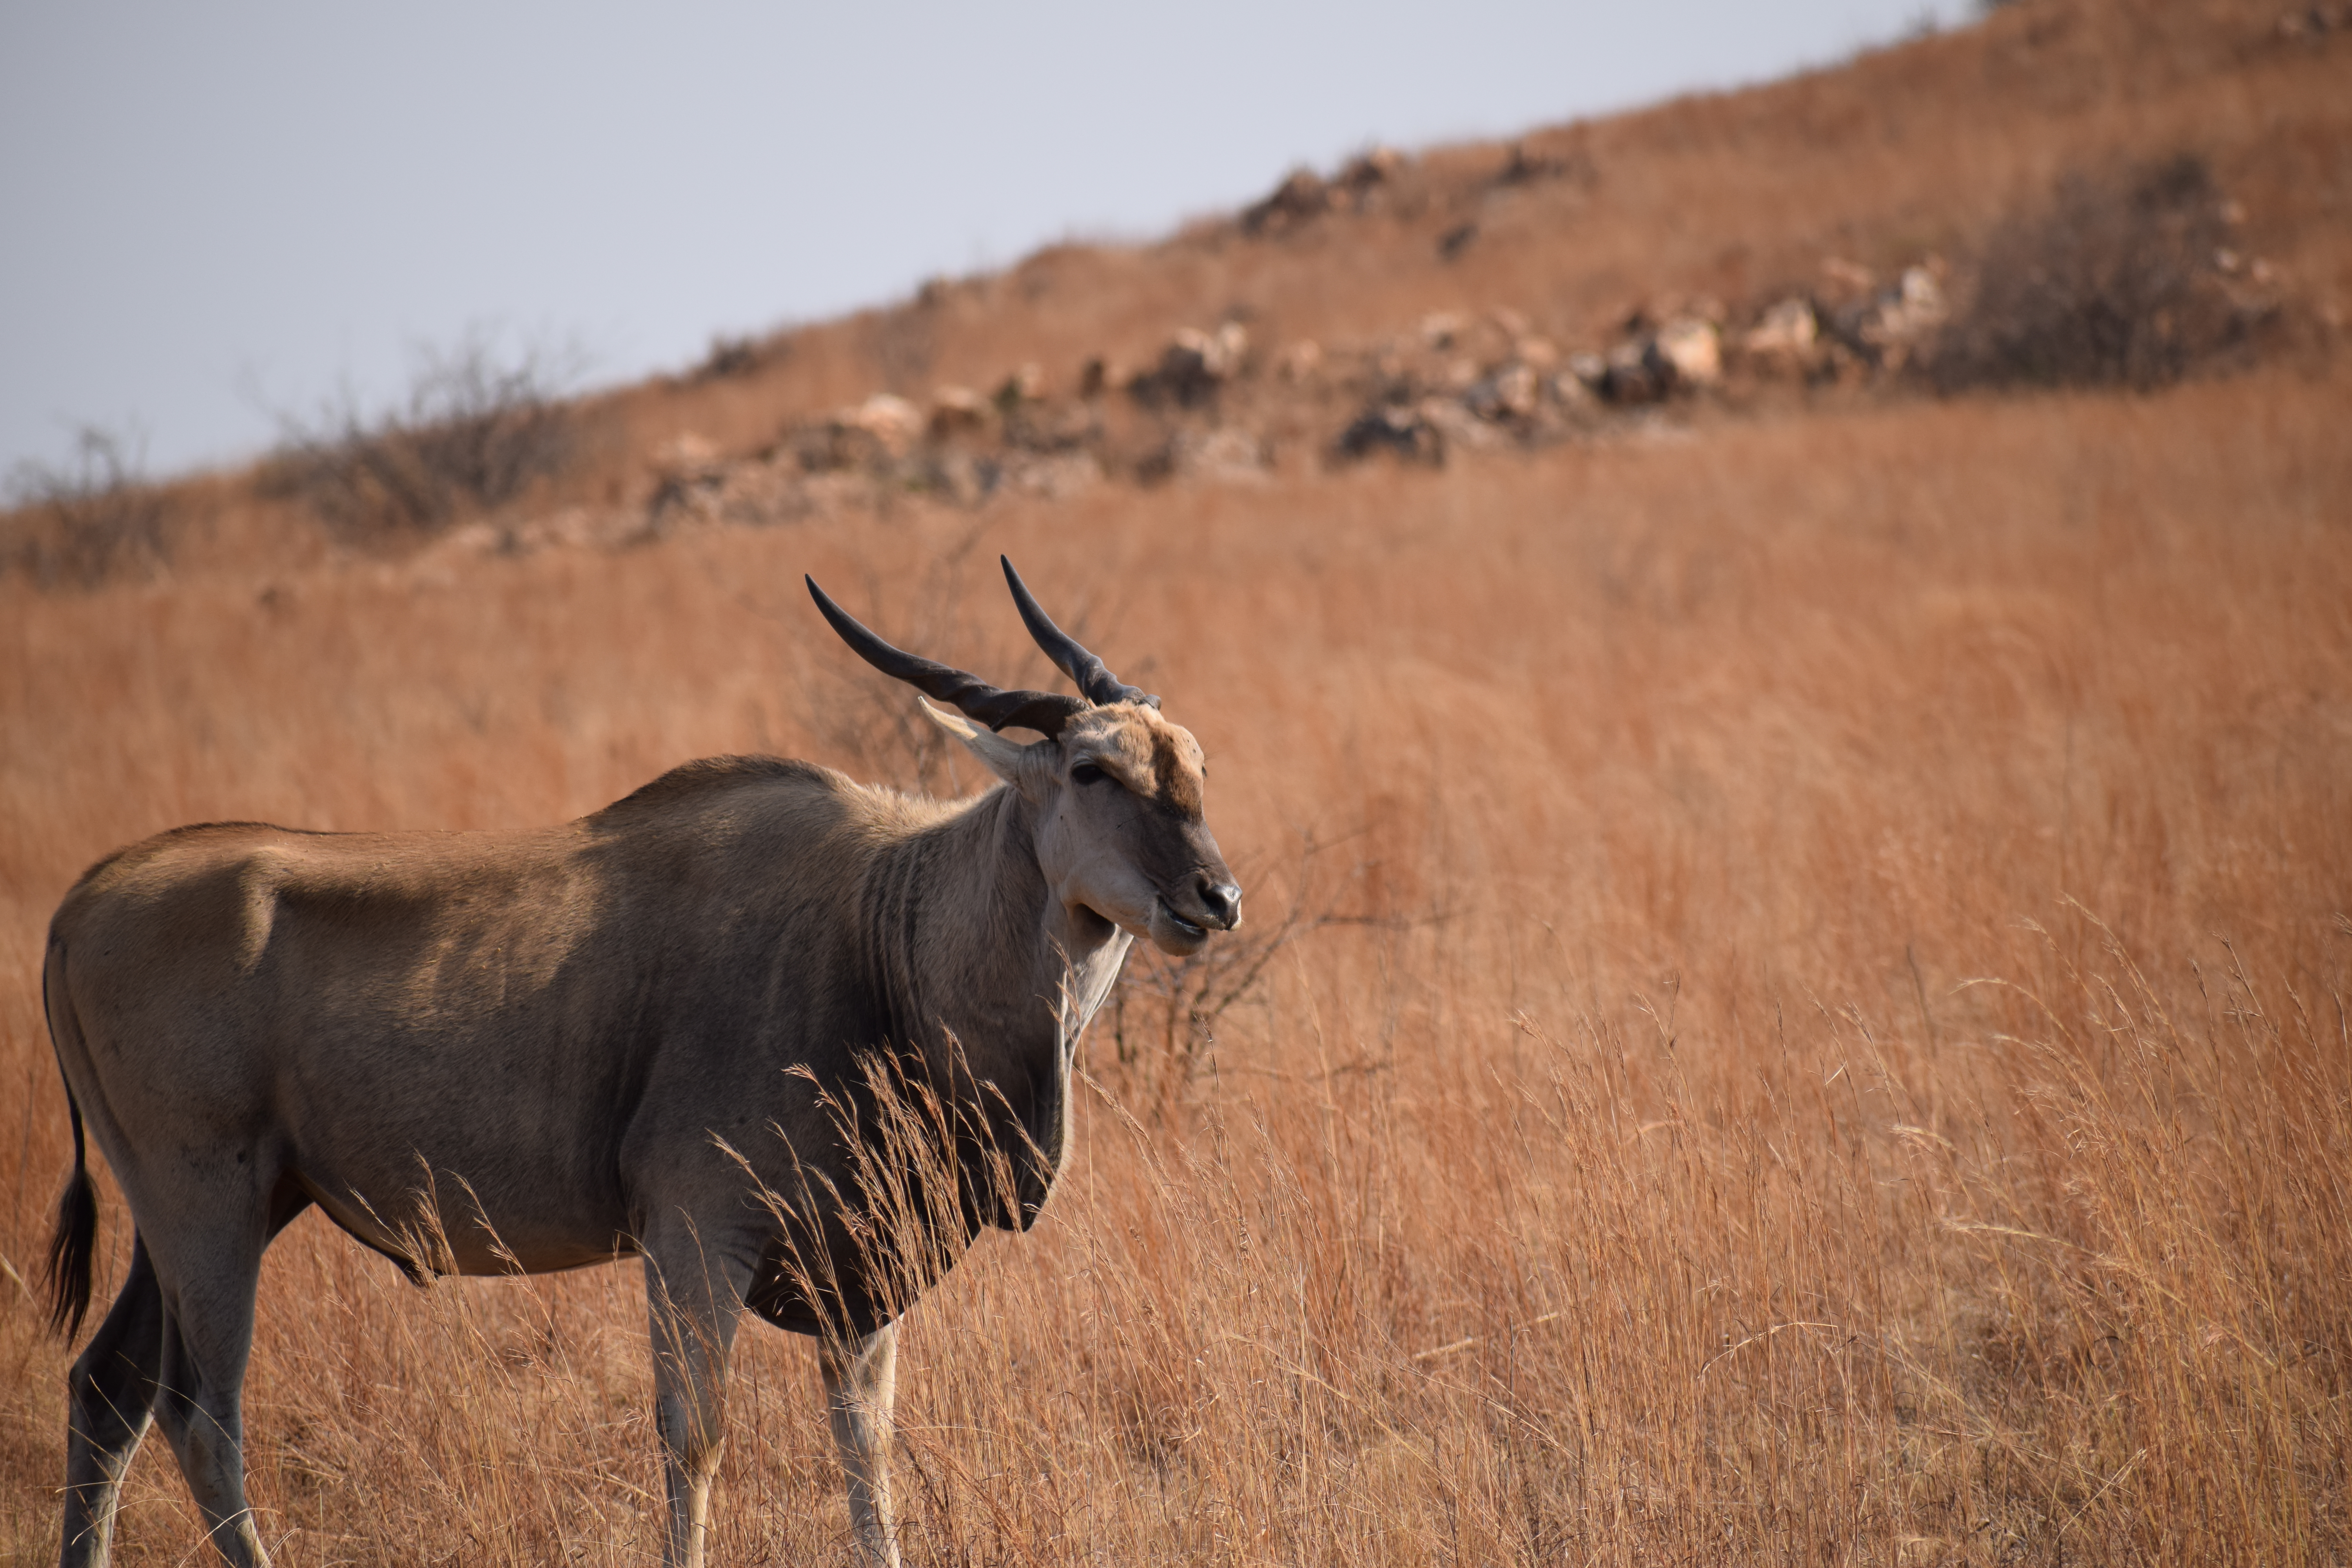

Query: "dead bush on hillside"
<box><xmin>688</xmin><ymin>332</ymin><xmax>767</xmax><ymax>383</ymax></box>
<box><xmin>0</xmin><ymin>425</ymin><xmax>169</xmax><ymax>589</ymax></box>
<box><xmin>1931</xmin><ymin>154</ymin><xmax>2277</xmax><ymax>392</ymax></box>
<box><xmin>1239</xmin><ymin>147</ymin><xmax>1409</xmax><ymax>237</ymax></box>
<box><xmin>264</xmin><ymin>334</ymin><xmax>581</xmax><ymax>544</ymax></box>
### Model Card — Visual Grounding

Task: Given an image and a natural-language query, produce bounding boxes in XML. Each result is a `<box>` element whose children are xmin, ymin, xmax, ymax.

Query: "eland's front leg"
<box><xmin>821</xmin><ymin>1323</ymin><xmax>900</xmax><ymax>1568</ymax></box>
<box><xmin>643</xmin><ymin>1238</ymin><xmax>751</xmax><ymax>1568</ymax></box>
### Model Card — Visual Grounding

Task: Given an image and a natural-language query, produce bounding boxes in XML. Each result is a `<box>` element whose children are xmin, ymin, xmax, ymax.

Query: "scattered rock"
<box><xmin>1601</xmin><ymin>339</ymin><xmax>1665</xmax><ymax>404</ymax></box>
<box><xmin>1464</xmin><ymin>363</ymin><xmax>1541</xmax><ymax>421</ymax></box>
<box><xmin>652</xmin><ymin>432</ymin><xmax>723</xmax><ymax>480</ymax></box>
<box><xmin>1276</xmin><ymin>341</ymin><xmax>1325</xmax><ymax>381</ymax></box>
<box><xmin>1834</xmin><ymin>264</ymin><xmax>1948</xmax><ymax>369</ymax></box>
<box><xmin>918</xmin><ymin>448</ymin><xmax>996</xmax><ymax>507</ymax></box>
<box><xmin>929</xmin><ymin>385</ymin><xmax>990</xmax><ymax>437</ymax></box>
<box><xmin>1438</xmin><ymin>223</ymin><xmax>1479</xmax><ymax>261</ymax></box>
<box><xmin>1821</xmin><ymin>256</ymin><xmax>1877</xmax><ymax>296</ymax></box>
<box><xmin>1416</xmin><ymin>396</ymin><xmax>1500</xmax><ymax>451</ymax></box>
<box><xmin>1336</xmin><ymin>404</ymin><xmax>1444</xmax><ymax>465</ymax></box>
<box><xmin>841</xmin><ymin>393</ymin><xmax>925</xmax><ymax>455</ymax></box>
<box><xmin>1881</xmin><ymin>267</ymin><xmax>1947</xmax><ymax>338</ymax></box>
<box><xmin>648</xmin><ymin>448</ymin><xmax>814</xmax><ymax>532</ymax></box>
<box><xmin>1171</xmin><ymin>427</ymin><xmax>1269</xmax><ymax>482</ymax></box>
<box><xmin>1575</xmin><ymin>317</ymin><xmax>1722</xmax><ymax>405</ymax></box>
<box><xmin>1741</xmin><ymin>297</ymin><xmax>1821</xmax><ymax>365</ymax></box>
<box><xmin>1652</xmin><ymin>318</ymin><xmax>1723</xmax><ymax>387</ymax></box>
<box><xmin>1005</xmin><ymin>399</ymin><xmax>1097</xmax><ymax>454</ymax></box>
<box><xmin>1000</xmin><ymin>451</ymin><xmax>1101</xmax><ymax>499</ymax></box>
<box><xmin>646</xmin><ymin>434</ymin><xmax>730</xmax><ymax>526</ymax></box>
<box><xmin>1552</xmin><ymin>369</ymin><xmax>1598</xmax><ymax>407</ymax></box>
<box><xmin>632</xmin><ymin>240</ymin><xmax>2051</xmax><ymax>544</ymax></box>
<box><xmin>1128</xmin><ymin>324</ymin><xmax>1249</xmax><ymax>409</ymax></box>
<box><xmin>780</xmin><ymin>393</ymin><xmax>923</xmax><ymax>473</ymax></box>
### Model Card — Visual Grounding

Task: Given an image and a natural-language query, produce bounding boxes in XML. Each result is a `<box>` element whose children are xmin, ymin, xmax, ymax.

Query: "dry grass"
<box><xmin>2</xmin><ymin>358</ymin><xmax>2346</xmax><ymax>1564</ymax></box>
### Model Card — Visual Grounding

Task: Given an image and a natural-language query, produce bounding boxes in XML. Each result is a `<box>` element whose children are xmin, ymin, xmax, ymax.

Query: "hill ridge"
<box><xmin>2</xmin><ymin>0</ymin><xmax>2341</xmax><ymax>588</ymax></box>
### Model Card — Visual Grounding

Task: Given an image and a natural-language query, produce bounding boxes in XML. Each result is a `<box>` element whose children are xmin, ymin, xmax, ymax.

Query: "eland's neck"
<box><xmin>864</xmin><ymin>785</ymin><xmax>1129</xmax><ymax>1062</ymax></box>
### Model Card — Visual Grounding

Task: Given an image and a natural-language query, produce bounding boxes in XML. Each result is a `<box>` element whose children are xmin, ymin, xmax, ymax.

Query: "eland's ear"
<box><xmin>917</xmin><ymin>697</ymin><xmax>1034</xmax><ymax>785</ymax></box>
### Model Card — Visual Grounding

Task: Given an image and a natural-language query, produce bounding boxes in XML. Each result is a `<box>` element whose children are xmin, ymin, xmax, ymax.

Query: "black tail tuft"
<box><xmin>44</xmin><ymin>1098</ymin><xmax>96</xmax><ymax>1341</ymax></box>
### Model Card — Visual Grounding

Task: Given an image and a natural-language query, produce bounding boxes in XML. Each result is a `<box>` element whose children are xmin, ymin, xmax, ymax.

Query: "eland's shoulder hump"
<box><xmin>590</xmin><ymin>754</ymin><xmax>845</xmax><ymax>823</ymax></box>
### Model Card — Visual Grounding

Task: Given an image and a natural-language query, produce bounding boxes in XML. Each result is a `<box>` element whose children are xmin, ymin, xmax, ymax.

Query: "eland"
<box><xmin>40</xmin><ymin>557</ymin><xmax>1240</xmax><ymax>1567</ymax></box>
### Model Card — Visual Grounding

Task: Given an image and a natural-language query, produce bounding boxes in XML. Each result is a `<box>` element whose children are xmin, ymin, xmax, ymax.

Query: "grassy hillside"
<box><xmin>3</xmin><ymin>0</ymin><xmax>2347</xmax><ymax>1562</ymax></box>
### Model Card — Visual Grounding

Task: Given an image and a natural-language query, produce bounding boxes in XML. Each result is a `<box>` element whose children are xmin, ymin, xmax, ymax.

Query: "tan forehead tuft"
<box><xmin>1067</xmin><ymin>702</ymin><xmax>1205</xmax><ymax>815</ymax></box>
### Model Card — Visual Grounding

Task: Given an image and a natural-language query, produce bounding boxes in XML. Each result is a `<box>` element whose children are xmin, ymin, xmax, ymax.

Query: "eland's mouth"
<box><xmin>1156</xmin><ymin>898</ymin><xmax>1207</xmax><ymax>941</ymax></box>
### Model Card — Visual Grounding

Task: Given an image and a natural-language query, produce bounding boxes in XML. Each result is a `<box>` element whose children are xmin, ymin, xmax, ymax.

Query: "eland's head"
<box><xmin>807</xmin><ymin>556</ymin><xmax>1241</xmax><ymax>956</ymax></box>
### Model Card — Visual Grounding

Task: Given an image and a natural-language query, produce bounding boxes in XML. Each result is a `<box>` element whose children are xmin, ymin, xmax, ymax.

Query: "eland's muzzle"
<box><xmin>1197</xmin><ymin>878</ymin><xmax>1243</xmax><ymax>931</ymax></box>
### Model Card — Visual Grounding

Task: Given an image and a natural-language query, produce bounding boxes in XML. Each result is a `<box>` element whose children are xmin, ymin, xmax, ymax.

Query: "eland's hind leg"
<box><xmin>141</xmin><ymin>1218</ymin><xmax>274</xmax><ymax>1567</ymax></box>
<box><xmin>821</xmin><ymin>1322</ymin><xmax>900</xmax><ymax>1568</ymax></box>
<box><xmin>60</xmin><ymin>1235</ymin><xmax>166</xmax><ymax>1568</ymax></box>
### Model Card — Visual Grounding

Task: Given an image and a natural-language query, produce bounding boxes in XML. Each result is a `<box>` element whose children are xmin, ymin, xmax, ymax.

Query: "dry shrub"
<box><xmin>1931</xmin><ymin>154</ymin><xmax>2273</xmax><ymax>392</ymax></box>
<box><xmin>0</xmin><ymin>428</ymin><xmax>169</xmax><ymax>589</ymax></box>
<box><xmin>1103</xmin><ymin>827</ymin><xmax>1396</xmax><ymax>1123</ymax></box>
<box><xmin>263</xmin><ymin>334</ymin><xmax>580</xmax><ymax>544</ymax></box>
<box><xmin>690</xmin><ymin>332</ymin><xmax>769</xmax><ymax>383</ymax></box>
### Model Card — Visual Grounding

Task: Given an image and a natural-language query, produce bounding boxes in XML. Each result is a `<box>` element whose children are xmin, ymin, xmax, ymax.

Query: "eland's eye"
<box><xmin>1070</xmin><ymin>762</ymin><xmax>1108</xmax><ymax>786</ymax></box>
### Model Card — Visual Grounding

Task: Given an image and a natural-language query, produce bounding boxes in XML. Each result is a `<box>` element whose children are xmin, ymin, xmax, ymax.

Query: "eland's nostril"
<box><xmin>1198</xmin><ymin>879</ymin><xmax>1243</xmax><ymax>929</ymax></box>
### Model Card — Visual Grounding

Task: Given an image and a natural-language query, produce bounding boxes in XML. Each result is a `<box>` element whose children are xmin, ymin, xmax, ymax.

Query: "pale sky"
<box><xmin>1</xmin><ymin>1</ymin><xmax>1960</xmax><ymax>483</ymax></box>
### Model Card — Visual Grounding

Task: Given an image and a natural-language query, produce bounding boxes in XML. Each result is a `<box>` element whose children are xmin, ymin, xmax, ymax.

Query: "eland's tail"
<box><xmin>42</xmin><ymin>937</ymin><xmax>97</xmax><ymax>1341</ymax></box>
<box><xmin>45</xmin><ymin>1100</ymin><xmax>96</xmax><ymax>1339</ymax></box>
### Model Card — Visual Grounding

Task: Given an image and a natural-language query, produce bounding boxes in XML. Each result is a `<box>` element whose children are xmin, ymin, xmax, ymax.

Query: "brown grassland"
<box><xmin>3</xmin><ymin>0</ymin><xmax>2348</xmax><ymax>1562</ymax></box>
